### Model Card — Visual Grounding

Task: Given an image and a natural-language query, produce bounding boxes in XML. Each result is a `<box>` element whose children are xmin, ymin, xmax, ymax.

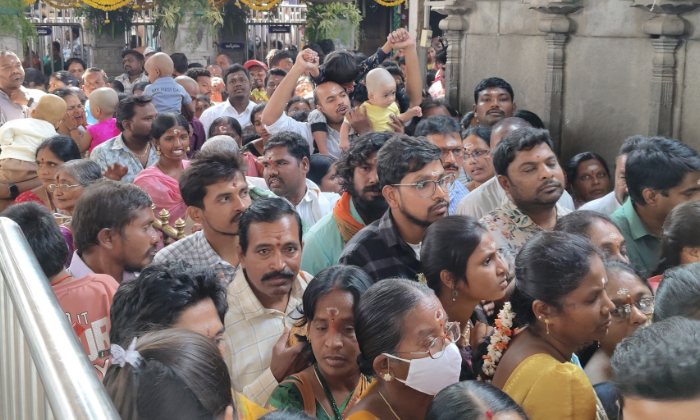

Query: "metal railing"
<box><xmin>246</xmin><ymin>3</ymin><xmax>307</xmax><ymax>61</ymax></box>
<box><xmin>0</xmin><ymin>218</ymin><xmax>121</xmax><ymax>420</ymax></box>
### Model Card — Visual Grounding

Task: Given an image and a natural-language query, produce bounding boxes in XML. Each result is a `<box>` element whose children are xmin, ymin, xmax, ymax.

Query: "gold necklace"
<box><xmin>461</xmin><ymin>320</ymin><xmax>473</xmax><ymax>346</ymax></box>
<box><xmin>128</xmin><ymin>142</ymin><xmax>150</xmax><ymax>158</ymax></box>
<box><xmin>378</xmin><ymin>391</ymin><xmax>401</xmax><ymax>420</ymax></box>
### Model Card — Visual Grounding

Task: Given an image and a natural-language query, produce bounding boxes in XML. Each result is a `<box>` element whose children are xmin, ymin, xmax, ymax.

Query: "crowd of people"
<box><xmin>0</xmin><ymin>26</ymin><xmax>699</xmax><ymax>420</ymax></box>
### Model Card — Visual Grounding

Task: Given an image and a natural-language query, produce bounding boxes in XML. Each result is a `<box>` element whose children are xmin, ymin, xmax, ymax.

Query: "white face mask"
<box><xmin>383</xmin><ymin>342</ymin><xmax>462</xmax><ymax>395</ymax></box>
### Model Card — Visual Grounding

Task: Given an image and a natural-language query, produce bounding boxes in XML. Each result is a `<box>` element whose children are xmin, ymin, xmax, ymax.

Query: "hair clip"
<box><xmin>111</xmin><ymin>337</ymin><xmax>142</xmax><ymax>368</ymax></box>
<box><xmin>486</xmin><ymin>411</ymin><xmax>493</xmax><ymax>419</ymax></box>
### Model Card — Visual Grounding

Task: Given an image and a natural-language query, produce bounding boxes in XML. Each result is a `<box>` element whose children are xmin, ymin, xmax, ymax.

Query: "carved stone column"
<box><xmin>438</xmin><ymin>0</ymin><xmax>472</xmax><ymax>110</ymax></box>
<box><xmin>632</xmin><ymin>1</ymin><xmax>700</xmax><ymax>137</ymax></box>
<box><xmin>530</xmin><ymin>4</ymin><xmax>581</xmax><ymax>155</ymax></box>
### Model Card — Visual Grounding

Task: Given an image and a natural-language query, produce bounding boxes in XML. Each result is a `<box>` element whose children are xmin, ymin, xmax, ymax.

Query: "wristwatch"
<box><xmin>8</xmin><ymin>183</ymin><xmax>19</xmax><ymax>199</ymax></box>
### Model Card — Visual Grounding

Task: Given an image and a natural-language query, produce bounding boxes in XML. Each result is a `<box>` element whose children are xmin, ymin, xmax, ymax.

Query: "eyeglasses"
<box><xmin>610</xmin><ymin>297</ymin><xmax>655</xmax><ymax>320</ymax></box>
<box><xmin>391</xmin><ymin>174</ymin><xmax>456</xmax><ymax>198</ymax></box>
<box><xmin>464</xmin><ymin>149</ymin><xmax>490</xmax><ymax>160</ymax></box>
<box><xmin>47</xmin><ymin>183</ymin><xmax>81</xmax><ymax>193</ymax></box>
<box><xmin>396</xmin><ymin>322</ymin><xmax>460</xmax><ymax>359</ymax></box>
<box><xmin>440</xmin><ymin>148</ymin><xmax>464</xmax><ymax>158</ymax></box>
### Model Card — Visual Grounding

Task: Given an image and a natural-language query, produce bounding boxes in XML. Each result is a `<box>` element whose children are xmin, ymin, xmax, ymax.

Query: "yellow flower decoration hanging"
<box><xmin>372</xmin><ymin>0</ymin><xmax>406</xmax><ymax>7</ymax></box>
<box><xmin>82</xmin><ymin>0</ymin><xmax>133</xmax><ymax>11</ymax></box>
<box><xmin>238</xmin><ymin>0</ymin><xmax>282</xmax><ymax>11</ymax></box>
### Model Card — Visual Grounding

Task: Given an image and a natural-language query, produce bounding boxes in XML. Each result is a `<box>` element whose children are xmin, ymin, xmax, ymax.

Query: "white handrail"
<box><xmin>0</xmin><ymin>217</ymin><xmax>121</xmax><ymax>420</ymax></box>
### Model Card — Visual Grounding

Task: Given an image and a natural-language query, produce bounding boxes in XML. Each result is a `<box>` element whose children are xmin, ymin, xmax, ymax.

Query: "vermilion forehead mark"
<box><xmin>275</xmin><ymin>235</ymin><xmax>281</xmax><ymax>247</ymax></box>
<box><xmin>327</xmin><ymin>307</ymin><xmax>339</xmax><ymax>330</ymax></box>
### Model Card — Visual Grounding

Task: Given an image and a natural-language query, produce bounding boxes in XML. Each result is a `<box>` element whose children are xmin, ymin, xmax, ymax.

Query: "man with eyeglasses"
<box><xmin>415</xmin><ymin>115</ymin><xmax>468</xmax><ymax>214</ymax></box>
<box><xmin>82</xmin><ymin>68</ymin><xmax>109</xmax><ymax>125</ymax></box>
<box><xmin>339</xmin><ymin>135</ymin><xmax>450</xmax><ymax>282</ymax></box>
<box><xmin>481</xmin><ymin>127</ymin><xmax>570</xmax><ymax>278</ymax></box>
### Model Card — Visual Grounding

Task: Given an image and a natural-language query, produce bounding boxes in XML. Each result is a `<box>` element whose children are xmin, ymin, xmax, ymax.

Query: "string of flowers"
<box><xmin>481</xmin><ymin>302</ymin><xmax>516</xmax><ymax>381</ymax></box>
<box><xmin>237</xmin><ymin>0</ymin><xmax>282</xmax><ymax>12</ymax></box>
<box><xmin>82</xmin><ymin>0</ymin><xmax>133</xmax><ymax>11</ymax></box>
<box><xmin>372</xmin><ymin>0</ymin><xmax>407</xmax><ymax>7</ymax></box>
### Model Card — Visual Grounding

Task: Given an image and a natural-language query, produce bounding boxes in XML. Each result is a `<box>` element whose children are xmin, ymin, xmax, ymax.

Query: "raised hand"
<box><xmin>346</xmin><ymin>105</ymin><xmax>372</xmax><ymax>136</ymax></box>
<box><xmin>387</xmin><ymin>114</ymin><xmax>405</xmax><ymax>134</ymax></box>
<box><xmin>294</xmin><ymin>49</ymin><xmax>319</xmax><ymax>72</ymax></box>
<box><xmin>390</xmin><ymin>28</ymin><xmax>415</xmax><ymax>50</ymax></box>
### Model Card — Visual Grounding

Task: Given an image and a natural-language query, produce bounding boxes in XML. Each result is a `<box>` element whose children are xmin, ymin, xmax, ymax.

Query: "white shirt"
<box><xmin>200</xmin><ymin>99</ymin><xmax>257</xmax><ymax>137</ymax></box>
<box><xmin>579</xmin><ymin>191</ymin><xmax>622</xmax><ymax>216</ymax></box>
<box><xmin>264</xmin><ymin>111</ymin><xmax>328</xmax><ymax>156</ymax></box>
<box><xmin>296</xmin><ymin>179</ymin><xmax>340</xmax><ymax>228</ymax></box>
<box><xmin>455</xmin><ymin>176</ymin><xmax>575</xmax><ymax>220</ymax></box>
<box><xmin>223</xmin><ymin>269</ymin><xmax>311</xmax><ymax>406</ymax></box>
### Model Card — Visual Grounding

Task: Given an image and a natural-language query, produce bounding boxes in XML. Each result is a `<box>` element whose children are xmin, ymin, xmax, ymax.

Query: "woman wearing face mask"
<box><xmin>420</xmin><ymin>216</ymin><xmax>509</xmax><ymax>380</ymax></box>
<box><xmin>347</xmin><ymin>279</ymin><xmax>462</xmax><ymax>420</ymax></box>
<box><xmin>554</xmin><ymin>210</ymin><xmax>629</xmax><ymax>264</ymax></box>
<box><xmin>14</xmin><ymin>135</ymin><xmax>81</xmax><ymax>211</ymax></box>
<box><xmin>134</xmin><ymin>113</ymin><xmax>190</xmax><ymax>225</ymax></box>
<box><xmin>267</xmin><ymin>266</ymin><xmax>373</xmax><ymax>419</ymax></box>
<box><xmin>51</xmin><ymin>160</ymin><xmax>103</xmax><ymax>265</ymax></box>
<box><xmin>103</xmin><ymin>328</ymin><xmax>237</xmax><ymax>420</ymax></box>
<box><xmin>490</xmin><ymin>232</ymin><xmax>615</xmax><ymax>420</ymax></box>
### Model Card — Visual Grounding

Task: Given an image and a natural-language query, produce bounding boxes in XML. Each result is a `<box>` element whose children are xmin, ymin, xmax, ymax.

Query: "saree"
<box><xmin>133</xmin><ymin>161</ymin><xmax>190</xmax><ymax>224</ymax></box>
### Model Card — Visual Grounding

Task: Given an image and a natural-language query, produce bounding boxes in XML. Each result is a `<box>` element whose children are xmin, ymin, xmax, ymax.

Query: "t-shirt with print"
<box><xmin>143</xmin><ymin>77</ymin><xmax>192</xmax><ymax>114</ymax></box>
<box><xmin>52</xmin><ymin>273</ymin><xmax>120</xmax><ymax>380</ymax></box>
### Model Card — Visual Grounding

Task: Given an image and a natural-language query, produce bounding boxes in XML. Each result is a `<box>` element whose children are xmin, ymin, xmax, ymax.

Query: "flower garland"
<box><xmin>481</xmin><ymin>302</ymin><xmax>516</xmax><ymax>381</ymax></box>
<box><xmin>238</xmin><ymin>0</ymin><xmax>282</xmax><ymax>11</ymax></box>
<box><xmin>82</xmin><ymin>0</ymin><xmax>133</xmax><ymax>11</ymax></box>
<box><xmin>372</xmin><ymin>0</ymin><xmax>407</xmax><ymax>7</ymax></box>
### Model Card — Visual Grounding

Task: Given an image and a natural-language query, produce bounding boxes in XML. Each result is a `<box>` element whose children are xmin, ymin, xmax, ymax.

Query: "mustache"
<box><xmin>145</xmin><ymin>244</ymin><xmax>158</xmax><ymax>259</ymax></box>
<box><xmin>442</xmin><ymin>163</ymin><xmax>459</xmax><ymax>171</ymax></box>
<box><xmin>230</xmin><ymin>212</ymin><xmax>243</xmax><ymax>224</ymax></box>
<box><xmin>429</xmin><ymin>199</ymin><xmax>449</xmax><ymax>212</ymax></box>
<box><xmin>261</xmin><ymin>268</ymin><xmax>295</xmax><ymax>282</ymax></box>
<box><xmin>361</xmin><ymin>183</ymin><xmax>382</xmax><ymax>195</ymax></box>
<box><xmin>536</xmin><ymin>180</ymin><xmax>563</xmax><ymax>194</ymax></box>
<box><xmin>487</xmin><ymin>109</ymin><xmax>504</xmax><ymax>115</ymax></box>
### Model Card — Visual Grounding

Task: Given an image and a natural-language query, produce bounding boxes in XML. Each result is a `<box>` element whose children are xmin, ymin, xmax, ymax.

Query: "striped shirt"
<box><xmin>338</xmin><ymin>209</ymin><xmax>421</xmax><ymax>283</ymax></box>
<box><xmin>223</xmin><ymin>269</ymin><xmax>310</xmax><ymax>406</ymax></box>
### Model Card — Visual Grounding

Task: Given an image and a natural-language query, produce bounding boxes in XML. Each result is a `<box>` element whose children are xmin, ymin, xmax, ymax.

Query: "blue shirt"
<box><xmin>143</xmin><ymin>77</ymin><xmax>191</xmax><ymax>114</ymax></box>
<box><xmin>449</xmin><ymin>180</ymin><xmax>469</xmax><ymax>215</ymax></box>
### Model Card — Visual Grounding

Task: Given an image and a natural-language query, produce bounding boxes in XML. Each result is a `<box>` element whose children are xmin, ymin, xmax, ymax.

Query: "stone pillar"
<box><xmin>438</xmin><ymin>0</ymin><xmax>472</xmax><ymax>110</ymax></box>
<box><xmin>161</xmin><ymin>13</ymin><xmax>216</xmax><ymax>66</ymax></box>
<box><xmin>631</xmin><ymin>1</ymin><xmax>700</xmax><ymax>137</ymax></box>
<box><xmin>530</xmin><ymin>4</ymin><xmax>581</xmax><ymax>155</ymax></box>
<box><xmin>88</xmin><ymin>31</ymin><xmax>127</xmax><ymax>79</ymax></box>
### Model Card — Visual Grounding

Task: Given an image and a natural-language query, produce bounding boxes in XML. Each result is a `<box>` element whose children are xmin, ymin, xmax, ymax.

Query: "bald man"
<box><xmin>143</xmin><ymin>53</ymin><xmax>194</xmax><ymax>117</ymax></box>
<box><xmin>455</xmin><ymin>117</ymin><xmax>575</xmax><ymax>218</ymax></box>
<box><xmin>0</xmin><ymin>94</ymin><xmax>67</xmax><ymax>208</ymax></box>
<box><xmin>175</xmin><ymin>76</ymin><xmax>206</xmax><ymax>157</ymax></box>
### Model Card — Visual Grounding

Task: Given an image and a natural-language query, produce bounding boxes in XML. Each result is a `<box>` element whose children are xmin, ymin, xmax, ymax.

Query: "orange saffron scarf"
<box><xmin>333</xmin><ymin>192</ymin><xmax>365</xmax><ymax>244</ymax></box>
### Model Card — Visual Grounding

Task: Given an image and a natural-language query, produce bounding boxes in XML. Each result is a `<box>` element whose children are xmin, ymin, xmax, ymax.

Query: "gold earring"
<box><xmin>186</xmin><ymin>146</ymin><xmax>191</xmax><ymax>151</ymax></box>
<box><xmin>382</xmin><ymin>372</ymin><xmax>392</xmax><ymax>381</ymax></box>
<box><xmin>545</xmin><ymin>319</ymin><xmax>550</xmax><ymax>335</ymax></box>
<box><xmin>452</xmin><ymin>287</ymin><xmax>457</xmax><ymax>302</ymax></box>
<box><xmin>156</xmin><ymin>147</ymin><xmax>161</xmax><ymax>156</ymax></box>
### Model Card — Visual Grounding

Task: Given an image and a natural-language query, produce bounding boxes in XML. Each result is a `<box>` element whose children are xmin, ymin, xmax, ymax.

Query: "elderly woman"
<box><xmin>566</xmin><ymin>152</ymin><xmax>612</xmax><ymax>208</ymax></box>
<box><xmin>268</xmin><ymin>266</ymin><xmax>373</xmax><ymax>419</ymax></box>
<box><xmin>51</xmin><ymin>159</ymin><xmax>103</xmax><ymax>264</ymax></box>
<box><xmin>14</xmin><ymin>135</ymin><xmax>82</xmax><ymax>211</ymax></box>
<box><xmin>52</xmin><ymin>87</ymin><xmax>89</xmax><ymax>152</ymax></box>
<box><xmin>347</xmin><ymin>279</ymin><xmax>462</xmax><ymax>420</ymax></box>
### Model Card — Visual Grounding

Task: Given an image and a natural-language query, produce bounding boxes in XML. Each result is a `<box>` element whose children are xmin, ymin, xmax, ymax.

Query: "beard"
<box><xmin>349</xmin><ymin>183</ymin><xmax>388</xmax><ymax>223</ymax></box>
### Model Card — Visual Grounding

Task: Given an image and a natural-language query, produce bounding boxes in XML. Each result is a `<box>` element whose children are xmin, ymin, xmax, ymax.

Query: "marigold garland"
<box><xmin>372</xmin><ymin>0</ymin><xmax>406</xmax><ymax>7</ymax></box>
<box><xmin>238</xmin><ymin>0</ymin><xmax>281</xmax><ymax>11</ymax></box>
<box><xmin>82</xmin><ymin>0</ymin><xmax>133</xmax><ymax>11</ymax></box>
